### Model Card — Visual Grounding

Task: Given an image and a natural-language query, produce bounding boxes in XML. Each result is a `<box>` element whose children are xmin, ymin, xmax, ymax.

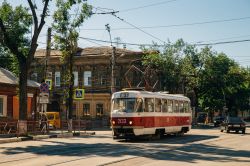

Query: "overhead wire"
<box><xmin>195</xmin><ymin>39</ymin><xmax>250</xmax><ymax>46</ymax></box>
<box><xmin>79</xmin><ymin>16</ymin><xmax>250</xmax><ymax>31</ymax></box>
<box><xmin>111</xmin><ymin>13</ymin><xmax>165</xmax><ymax>44</ymax></box>
<box><xmin>93</xmin><ymin>7</ymin><xmax>166</xmax><ymax>44</ymax></box>
<box><xmin>193</xmin><ymin>34</ymin><xmax>250</xmax><ymax>44</ymax></box>
<box><xmin>80</xmin><ymin>37</ymin><xmax>105</xmax><ymax>46</ymax></box>
<box><xmin>119</xmin><ymin>0</ymin><xmax>180</xmax><ymax>13</ymax></box>
<box><xmin>78</xmin><ymin>36</ymin><xmax>250</xmax><ymax>47</ymax></box>
<box><xmin>78</xmin><ymin>37</ymin><xmax>158</xmax><ymax>47</ymax></box>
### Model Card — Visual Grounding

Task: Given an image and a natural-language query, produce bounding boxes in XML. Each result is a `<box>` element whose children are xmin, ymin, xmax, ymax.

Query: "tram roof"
<box><xmin>113</xmin><ymin>90</ymin><xmax>190</xmax><ymax>101</ymax></box>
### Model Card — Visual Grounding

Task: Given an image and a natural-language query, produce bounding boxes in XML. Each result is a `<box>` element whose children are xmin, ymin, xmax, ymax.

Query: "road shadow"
<box><xmin>1</xmin><ymin>133</ymin><xmax>250</xmax><ymax>165</ymax></box>
<box><xmin>119</xmin><ymin>134</ymin><xmax>218</xmax><ymax>144</ymax></box>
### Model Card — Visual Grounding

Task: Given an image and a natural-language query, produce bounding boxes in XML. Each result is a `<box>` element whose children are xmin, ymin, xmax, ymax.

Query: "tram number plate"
<box><xmin>118</xmin><ymin>119</ymin><xmax>127</xmax><ymax>124</ymax></box>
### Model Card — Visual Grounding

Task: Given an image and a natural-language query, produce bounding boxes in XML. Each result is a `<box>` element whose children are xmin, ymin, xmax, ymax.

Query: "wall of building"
<box><xmin>31</xmin><ymin>47</ymin><xmax>144</xmax><ymax>121</ymax></box>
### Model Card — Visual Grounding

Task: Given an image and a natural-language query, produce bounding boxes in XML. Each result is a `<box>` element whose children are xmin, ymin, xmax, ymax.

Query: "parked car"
<box><xmin>213</xmin><ymin>116</ymin><xmax>224</xmax><ymax>127</ymax></box>
<box><xmin>220</xmin><ymin>117</ymin><xmax>246</xmax><ymax>134</ymax></box>
<box><xmin>46</xmin><ymin>112</ymin><xmax>60</xmax><ymax>129</ymax></box>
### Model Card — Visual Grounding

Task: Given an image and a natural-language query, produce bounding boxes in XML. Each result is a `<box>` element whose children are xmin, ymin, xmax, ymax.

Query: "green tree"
<box><xmin>52</xmin><ymin>0</ymin><xmax>92</xmax><ymax>131</ymax></box>
<box><xmin>198</xmin><ymin>53</ymin><xmax>246</xmax><ymax>116</ymax></box>
<box><xmin>142</xmin><ymin>40</ymin><xmax>250</xmax><ymax>118</ymax></box>
<box><xmin>142</xmin><ymin>39</ymin><xmax>186</xmax><ymax>93</ymax></box>
<box><xmin>0</xmin><ymin>0</ymin><xmax>50</xmax><ymax>120</ymax></box>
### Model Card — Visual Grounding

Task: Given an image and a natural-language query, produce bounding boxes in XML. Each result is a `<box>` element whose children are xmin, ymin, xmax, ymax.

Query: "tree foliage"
<box><xmin>52</xmin><ymin>0</ymin><xmax>92</xmax><ymax>131</ymax></box>
<box><xmin>0</xmin><ymin>0</ymin><xmax>50</xmax><ymax>120</ymax></box>
<box><xmin>142</xmin><ymin>40</ymin><xmax>250</xmax><ymax>116</ymax></box>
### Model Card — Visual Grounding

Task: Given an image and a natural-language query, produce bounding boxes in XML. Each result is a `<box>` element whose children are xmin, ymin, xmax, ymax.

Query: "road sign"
<box><xmin>40</xmin><ymin>82</ymin><xmax>49</xmax><ymax>93</ymax></box>
<box><xmin>45</xmin><ymin>79</ymin><xmax>52</xmax><ymax>90</ymax></box>
<box><xmin>74</xmin><ymin>89</ymin><xmax>84</xmax><ymax>100</ymax></box>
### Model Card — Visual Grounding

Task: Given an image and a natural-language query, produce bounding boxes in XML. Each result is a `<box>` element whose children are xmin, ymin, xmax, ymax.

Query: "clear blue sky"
<box><xmin>3</xmin><ymin>0</ymin><xmax>250</xmax><ymax>67</ymax></box>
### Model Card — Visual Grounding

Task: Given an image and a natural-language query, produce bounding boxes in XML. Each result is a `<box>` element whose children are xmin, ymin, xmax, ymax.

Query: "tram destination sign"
<box><xmin>120</xmin><ymin>92</ymin><xmax>129</xmax><ymax>98</ymax></box>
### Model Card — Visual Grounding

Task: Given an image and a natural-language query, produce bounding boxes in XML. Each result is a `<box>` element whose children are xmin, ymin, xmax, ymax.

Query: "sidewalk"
<box><xmin>0</xmin><ymin>130</ymin><xmax>96</xmax><ymax>144</ymax></box>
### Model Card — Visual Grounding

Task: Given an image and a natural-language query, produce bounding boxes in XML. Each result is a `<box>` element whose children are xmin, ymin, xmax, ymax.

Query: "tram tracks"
<box><xmin>0</xmin><ymin>132</ymin><xmax>238</xmax><ymax>166</ymax></box>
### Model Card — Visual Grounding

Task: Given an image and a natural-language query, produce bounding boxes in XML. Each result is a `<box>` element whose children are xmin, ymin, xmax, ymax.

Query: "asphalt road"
<box><xmin>0</xmin><ymin>128</ymin><xmax>250</xmax><ymax>166</ymax></box>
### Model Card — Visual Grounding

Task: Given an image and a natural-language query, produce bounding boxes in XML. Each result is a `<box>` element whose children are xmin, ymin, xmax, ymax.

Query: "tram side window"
<box><xmin>179</xmin><ymin>101</ymin><xmax>184</xmax><ymax>113</ymax></box>
<box><xmin>167</xmin><ymin>100</ymin><xmax>173</xmax><ymax>113</ymax></box>
<box><xmin>145</xmin><ymin>98</ymin><xmax>154</xmax><ymax>112</ymax></box>
<box><xmin>162</xmin><ymin>99</ymin><xmax>168</xmax><ymax>112</ymax></box>
<box><xmin>184</xmin><ymin>102</ymin><xmax>189</xmax><ymax>113</ymax></box>
<box><xmin>155</xmin><ymin>98</ymin><xmax>161</xmax><ymax>112</ymax></box>
<box><xmin>173</xmin><ymin>100</ymin><xmax>179</xmax><ymax>113</ymax></box>
<box><xmin>135</xmin><ymin>98</ymin><xmax>143</xmax><ymax>112</ymax></box>
<box><xmin>188</xmin><ymin>102</ymin><xmax>191</xmax><ymax>113</ymax></box>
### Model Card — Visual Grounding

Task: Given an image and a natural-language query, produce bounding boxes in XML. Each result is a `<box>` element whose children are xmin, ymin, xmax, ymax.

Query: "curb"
<box><xmin>0</xmin><ymin>137</ymin><xmax>22</xmax><ymax>144</ymax></box>
<box><xmin>0</xmin><ymin>132</ymin><xmax>96</xmax><ymax>144</ymax></box>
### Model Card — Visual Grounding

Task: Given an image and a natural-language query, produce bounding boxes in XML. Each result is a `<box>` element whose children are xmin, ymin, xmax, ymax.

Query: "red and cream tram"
<box><xmin>111</xmin><ymin>89</ymin><xmax>192</xmax><ymax>139</ymax></box>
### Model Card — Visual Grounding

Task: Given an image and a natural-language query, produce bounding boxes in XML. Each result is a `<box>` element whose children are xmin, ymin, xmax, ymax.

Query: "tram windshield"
<box><xmin>112</xmin><ymin>98</ymin><xmax>143</xmax><ymax>113</ymax></box>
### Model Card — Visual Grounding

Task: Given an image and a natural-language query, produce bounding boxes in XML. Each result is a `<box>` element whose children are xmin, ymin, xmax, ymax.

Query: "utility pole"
<box><xmin>105</xmin><ymin>24</ymin><xmax>116</xmax><ymax>94</ymax></box>
<box><xmin>45</xmin><ymin>27</ymin><xmax>51</xmax><ymax>79</ymax></box>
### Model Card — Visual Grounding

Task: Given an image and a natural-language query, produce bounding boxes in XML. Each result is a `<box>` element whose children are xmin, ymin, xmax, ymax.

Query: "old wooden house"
<box><xmin>0</xmin><ymin>67</ymin><xmax>40</xmax><ymax>120</ymax></box>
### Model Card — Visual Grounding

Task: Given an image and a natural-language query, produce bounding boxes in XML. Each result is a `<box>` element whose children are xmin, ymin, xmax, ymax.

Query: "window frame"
<box><xmin>0</xmin><ymin>95</ymin><xmax>7</xmax><ymax>117</ymax></box>
<box><xmin>55</xmin><ymin>71</ymin><xmax>61</xmax><ymax>87</ymax></box>
<box><xmin>83</xmin><ymin>103</ymin><xmax>90</xmax><ymax>116</ymax></box>
<box><xmin>155</xmin><ymin>98</ymin><xmax>162</xmax><ymax>112</ymax></box>
<box><xmin>96</xmin><ymin>103</ymin><xmax>104</xmax><ymax>117</ymax></box>
<box><xmin>73</xmin><ymin>71</ymin><xmax>78</xmax><ymax>87</ymax></box>
<box><xmin>84</xmin><ymin>71</ymin><xmax>92</xmax><ymax>86</ymax></box>
<box><xmin>144</xmin><ymin>98</ymin><xmax>154</xmax><ymax>112</ymax></box>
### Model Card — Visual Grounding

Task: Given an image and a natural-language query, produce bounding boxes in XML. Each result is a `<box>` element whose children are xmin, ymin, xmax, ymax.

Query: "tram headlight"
<box><xmin>129</xmin><ymin>121</ymin><xmax>133</xmax><ymax>125</ymax></box>
<box><xmin>112</xmin><ymin>121</ymin><xmax>115</xmax><ymax>125</ymax></box>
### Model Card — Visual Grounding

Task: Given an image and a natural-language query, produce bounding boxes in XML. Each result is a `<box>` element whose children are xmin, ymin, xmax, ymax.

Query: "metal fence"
<box><xmin>0</xmin><ymin>119</ymin><xmax>110</xmax><ymax>138</ymax></box>
<box><xmin>0</xmin><ymin>120</ymin><xmax>18</xmax><ymax>137</ymax></box>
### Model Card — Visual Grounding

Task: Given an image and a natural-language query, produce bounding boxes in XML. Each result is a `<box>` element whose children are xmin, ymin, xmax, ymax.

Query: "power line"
<box><xmin>93</xmin><ymin>7</ymin><xmax>165</xmax><ymax>44</ymax></box>
<box><xmin>79</xmin><ymin>16</ymin><xmax>250</xmax><ymax>31</ymax></box>
<box><xmin>193</xmin><ymin>34</ymin><xmax>250</xmax><ymax>44</ymax></box>
<box><xmin>195</xmin><ymin>39</ymin><xmax>250</xmax><ymax>46</ymax></box>
<box><xmin>111</xmin><ymin>13</ymin><xmax>165</xmax><ymax>43</ymax></box>
<box><xmin>119</xmin><ymin>0</ymin><xmax>179</xmax><ymax>13</ymax></box>
<box><xmin>79</xmin><ymin>37</ymin><xmax>250</xmax><ymax>47</ymax></box>
<box><xmin>80</xmin><ymin>37</ymin><xmax>105</xmax><ymax>46</ymax></box>
<box><xmin>78</xmin><ymin>37</ymin><xmax>157</xmax><ymax>47</ymax></box>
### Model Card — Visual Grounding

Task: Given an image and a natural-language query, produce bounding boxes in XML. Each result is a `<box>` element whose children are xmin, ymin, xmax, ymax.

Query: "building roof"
<box><xmin>0</xmin><ymin>67</ymin><xmax>40</xmax><ymax>88</ymax></box>
<box><xmin>34</xmin><ymin>46</ymin><xmax>143</xmax><ymax>58</ymax></box>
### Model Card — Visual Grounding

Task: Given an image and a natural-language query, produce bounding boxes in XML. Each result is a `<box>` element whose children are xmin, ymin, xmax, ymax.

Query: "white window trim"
<box><xmin>55</xmin><ymin>71</ymin><xmax>61</xmax><ymax>87</ymax></box>
<box><xmin>84</xmin><ymin>71</ymin><xmax>92</xmax><ymax>86</ymax></box>
<box><xmin>73</xmin><ymin>71</ymin><xmax>78</xmax><ymax>87</ymax></box>
<box><xmin>0</xmin><ymin>95</ymin><xmax>7</xmax><ymax>117</ymax></box>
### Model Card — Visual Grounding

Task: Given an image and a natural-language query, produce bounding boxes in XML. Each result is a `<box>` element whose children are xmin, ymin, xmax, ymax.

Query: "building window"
<box><xmin>73</xmin><ymin>71</ymin><xmax>78</xmax><ymax>87</ymax></box>
<box><xmin>46</xmin><ymin>72</ymin><xmax>52</xmax><ymax>79</ymax></box>
<box><xmin>55</xmin><ymin>71</ymin><xmax>60</xmax><ymax>87</ymax></box>
<box><xmin>83</xmin><ymin>103</ymin><xmax>90</xmax><ymax>116</ymax></box>
<box><xmin>96</xmin><ymin>104</ymin><xmax>104</xmax><ymax>116</ymax></box>
<box><xmin>84</xmin><ymin>71</ymin><xmax>91</xmax><ymax>86</ymax></box>
<box><xmin>114</xmin><ymin>78</ymin><xmax>120</xmax><ymax>86</ymax></box>
<box><xmin>100</xmin><ymin>76</ymin><xmax>107</xmax><ymax>86</ymax></box>
<box><xmin>0</xmin><ymin>95</ymin><xmax>7</xmax><ymax>117</ymax></box>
